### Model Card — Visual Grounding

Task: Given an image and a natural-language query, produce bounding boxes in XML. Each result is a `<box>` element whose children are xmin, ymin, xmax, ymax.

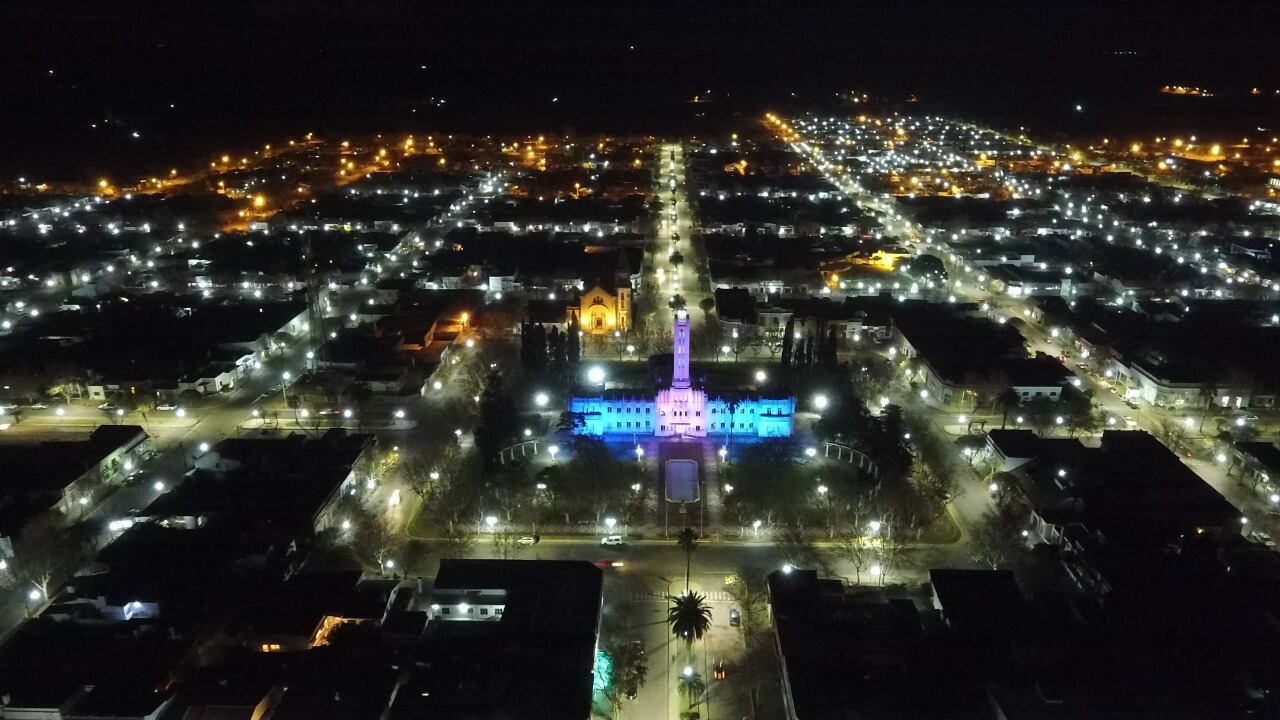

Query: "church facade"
<box><xmin>568</xmin><ymin>310</ymin><xmax>795</xmax><ymax>439</ymax></box>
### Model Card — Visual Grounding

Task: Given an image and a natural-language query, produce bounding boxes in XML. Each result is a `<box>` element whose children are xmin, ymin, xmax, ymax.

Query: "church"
<box><xmin>568</xmin><ymin>310</ymin><xmax>795</xmax><ymax>439</ymax></box>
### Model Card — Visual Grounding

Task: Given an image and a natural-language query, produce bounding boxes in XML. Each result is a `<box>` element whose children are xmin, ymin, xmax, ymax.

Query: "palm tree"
<box><xmin>677</xmin><ymin>670</ymin><xmax>707</xmax><ymax>709</ymax></box>
<box><xmin>725</xmin><ymin>398</ymin><xmax>740</xmax><ymax>456</ymax></box>
<box><xmin>676</xmin><ymin>528</ymin><xmax>698</xmax><ymax>592</ymax></box>
<box><xmin>996</xmin><ymin>387</ymin><xmax>1021</xmax><ymax>429</ymax></box>
<box><xmin>668</xmin><ymin>592</ymin><xmax>713</xmax><ymax>648</ymax></box>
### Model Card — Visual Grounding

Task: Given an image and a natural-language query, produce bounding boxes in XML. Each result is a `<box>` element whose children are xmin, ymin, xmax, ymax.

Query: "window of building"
<box><xmin>480</xmin><ymin>608</ymin><xmax>489</xmax><ymax>616</ymax></box>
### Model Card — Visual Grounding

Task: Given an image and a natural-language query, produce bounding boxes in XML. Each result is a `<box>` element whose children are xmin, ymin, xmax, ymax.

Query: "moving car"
<box><xmin>600</xmin><ymin>535</ymin><xmax>625</xmax><ymax>546</ymax></box>
<box><xmin>156</xmin><ymin>403</ymin><xmax>178</xmax><ymax>411</ymax></box>
<box><xmin>517</xmin><ymin>535</ymin><xmax>540</xmax><ymax>546</ymax></box>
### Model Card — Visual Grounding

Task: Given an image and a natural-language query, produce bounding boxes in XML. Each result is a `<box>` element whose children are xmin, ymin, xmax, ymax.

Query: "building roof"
<box><xmin>389</xmin><ymin>560</ymin><xmax>602</xmax><ymax>720</ymax></box>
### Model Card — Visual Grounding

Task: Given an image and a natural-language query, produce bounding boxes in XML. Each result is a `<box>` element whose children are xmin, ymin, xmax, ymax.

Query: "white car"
<box><xmin>156</xmin><ymin>403</ymin><xmax>178</xmax><ymax>411</ymax></box>
<box><xmin>517</xmin><ymin>536</ymin><xmax>539</xmax><ymax>546</ymax></box>
<box><xmin>600</xmin><ymin>535</ymin><xmax>625</xmax><ymax>547</ymax></box>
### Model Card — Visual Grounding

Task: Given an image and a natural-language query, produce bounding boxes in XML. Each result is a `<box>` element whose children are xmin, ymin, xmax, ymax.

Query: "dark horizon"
<box><xmin>3</xmin><ymin>1</ymin><xmax>1279</xmax><ymax>180</ymax></box>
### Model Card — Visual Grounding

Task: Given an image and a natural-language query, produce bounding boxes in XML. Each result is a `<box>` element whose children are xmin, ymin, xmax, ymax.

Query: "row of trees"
<box><xmin>518</xmin><ymin>315</ymin><xmax>581</xmax><ymax>374</ymax></box>
<box><xmin>779</xmin><ymin>317</ymin><xmax>840</xmax><ymax>371</ymax></box>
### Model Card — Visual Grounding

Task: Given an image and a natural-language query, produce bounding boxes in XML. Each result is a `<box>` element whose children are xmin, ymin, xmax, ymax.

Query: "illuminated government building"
<box><xmin>569</xmin><ymin>310</ymin><xmax>795</xmax><ymax>439</ymax></box>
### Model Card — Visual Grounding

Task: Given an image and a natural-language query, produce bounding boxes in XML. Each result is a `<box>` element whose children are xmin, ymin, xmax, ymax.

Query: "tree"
<box><xmin>669</xmin><ymin>250</ymin><xmax>685</xmax><ymax>268</ymax></box>
<box><xmin>911</xmin><ymin>458</ymin><xmax>957</xmax><ymax>522</ymax></box>
<box><xmin>780</xmin><ymin>317</ymin><xmax>795</xmax><ymax>367</ymax></box>
<box><xmin>491</xmin><ymin>531</ymin><xmax>523</xmax><ymax>559</ymax></box>
<box><xmin>668</xmin><ymin>294</ymin><xmax>687</xmax><ymax>313</ymax></box>
<box><xmin>723</xmin><ymin>572</ymin><xmax>769</xmax><ymax>632</ymax></box>
<box><xmin>605</xmin><ymin>640</ymin><xmax>649</xmax><ymax>709</ymax></box>
<box><xmin>996</xmin><ymin>387</ymin><xmax>1021</xmax><ymax>429</ymax></box>
<box><xmin>566</xmin><ymin>313</ymin><xmax>580</xmax><ymax>365</ymax></box>
<box><xmin>677</xmin><ymin>671</ymin><xmax>706</xmax><ymax>709</ymax></box>
<box><xmin>474</xmin><ymin>370</ymin><xmax>517</xmax><ymax>464</ymax></box>
<box><xmin>7</xmin><ymin>513</ymin><xmax>94</xmax><ymax>601</ymax></box>
<box><xmin>698</xmin><ymin>296</ymin><xmax>716</xmax><ymax>322</ymax></box>
<box><xmin>348</xmin><ymin>503</ymin><xmax>400</xmax><ymax>573</ymax></box>
<box><xmin>676</xmin><ymin>528</ymin><xmax>698</xmax><ymax>593</ymax></box>
<box><xmin>668</xmin><ymin>591</ymin><xmax>713</xmax><ymax>648</ymax></box>
<box><xmin>970</xmin><ymin>491</ymin><xmax>1029</xmax><ymax>569</ymax></box>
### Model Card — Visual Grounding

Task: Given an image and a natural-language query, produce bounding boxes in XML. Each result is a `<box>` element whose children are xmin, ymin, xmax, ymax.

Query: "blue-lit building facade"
<box><xmin>568</xmin><ymin>311</ymin><xmax>795</xmax><ymax>439</ymax></box>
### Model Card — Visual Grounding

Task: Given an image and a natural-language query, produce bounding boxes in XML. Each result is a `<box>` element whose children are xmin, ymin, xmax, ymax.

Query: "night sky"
<box><xmin>2</xmin><ymin>0</ymin><xmax>1277</xmax><ymax>179</ymax></box>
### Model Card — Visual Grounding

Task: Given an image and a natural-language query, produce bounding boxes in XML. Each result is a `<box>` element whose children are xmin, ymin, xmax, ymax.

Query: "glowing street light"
<box><xmin>804</xmin><ymin>447</ymin><xmax>817</xmax><ymax>458</ymax></box>
<box><xmin>812</xmin><ymin>393</ymin><xmax>829</xmax><ymax>411</ymax></box>
<box><xmin>605</xmin><ymin>517</ymin><xmax>617</xmax><ymax>530</ymax></box>
<box><xmin>485</xmin><ymin>515</ymin><xmax>498</xmax><ymax>531</ymax></box>
<box><xmin>753</xmin><ymin>519</ymin><xmax>762</xmax><ymax>537</ymax></box>
<box><xmin>534</xmin><ymin>392</ymin><xmax>549</xmax><ymax>408</ymax></box>
<box><xmin>635</xmin><ymin>445</ymin><xmax>644</xmax><ymax>459</ymax></box>
<box><xmin>587</xmin><ymin>366</ymin><xmax>606</xmax><ymax>384</ymax></box>
<box><xmin>548</xmin><ymin>444</ymin><xmax>560</xmax><ymax>461</ymax></box>
<box><xmin>755</xmin><ymin>369</ymin><xmax>767</xmax><ymax>383</ymax></box>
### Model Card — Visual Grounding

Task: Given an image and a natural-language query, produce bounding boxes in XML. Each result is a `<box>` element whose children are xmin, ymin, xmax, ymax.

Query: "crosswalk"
<box><xmin>631</xmin><ymin>591</ymin><xmax>732</xmax><ymax>603</ymax></box>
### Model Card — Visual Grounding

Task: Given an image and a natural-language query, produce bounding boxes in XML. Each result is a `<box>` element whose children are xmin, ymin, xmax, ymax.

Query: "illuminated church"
<box><xmin>569</xmin><ymin>310</ymin><xmax>795</xmax><ymax>439</ymax></box>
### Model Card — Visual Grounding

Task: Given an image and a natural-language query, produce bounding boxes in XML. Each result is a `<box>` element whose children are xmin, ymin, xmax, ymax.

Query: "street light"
<box><xmin>755</xmin><ymin>369</ymin><xmax>767</xmax><ymax>383</ymax></box>
<box><xmin>635</xmin><ymin>445</ymin><xmax>644</xmax><ymax>459</ymax></box>
<box><xmin>868</xmin><ymin>520</ymin><xmax>883</xmax><ymax>534</ymax></box>
<box><xmin>605</xmin><ymin>517</ymin><xmax>617</xmax><ymax>531</ymax></box>
<box><xmin>197</xmin><ymin>442</ymin><xmax>210</xmax><ymax>453</ymax></box>
<box><xmin>548</xmin><ymin>444</ymin><xmax>560</xmax><ymax>462</ymax></box>
<box><xmin>804</xmin><ymin>447</ymin><xmax>817</xmax><ymax>458</ymax></box>
<box><xmin>587</xmin><ymin>366</ymin><xmax>606</xmax><ymax>384</ymax></box>
<box><xmin>753</xmin><ymin>519</ymin><xmax>762</xmax><ymax>537</ymax></box>
<box><xmin>485</xmin><ymin>515</ymin><xmax>498</xmax><ymax>531</ymax></box>
<box><xmin>718</xmin><ymin>446</ymin><xmax>728</xmax><ymax>461</ymax></box>
<box><xmin>534</xmin><ymin>392</ymin><xmax>549</xmax><ymax>408</ymax></box>
<box><xmin>812</xmin><ymin>393</ymin><xmax>829</xmax><ymax>411</ymax></box>
<box><xmin>394</xmin><ymin>409</ymin><xmax>406</xmax><ymax>419</ymax></box>
<box><xmin>153</xmin><ymin>480</ymin><xmax>166</xmax><ymax>492</ymax></box>
<box><xmin>176</xmin><ymin>408</ymin><xmax>187</xmax><ymax>418</ymax></box>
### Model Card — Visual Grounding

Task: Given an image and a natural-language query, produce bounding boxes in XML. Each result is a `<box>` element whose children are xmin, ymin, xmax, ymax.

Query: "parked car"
<box><xmin>600</xmin><ymin>535</ymin><xmax>625</xmax><ymax>547</ymax></box>
<box><xmin>156</xmin><ymin>403</ymin><xmax>178</xmax><ymax>411</ymax></box>
<box><xmin>28</xmin><ymin>402</ymin><xmax>48</xmax><ymax>409</ymax></box>
<box><xmin>517</xmin><ymin>535</ymin><xmax>540</xmax><ymax>546</ymax></box>
<box><xmin>97</xmin><ymin>402</ymin><xmax>118</xmax><ymax>411</ymax></box>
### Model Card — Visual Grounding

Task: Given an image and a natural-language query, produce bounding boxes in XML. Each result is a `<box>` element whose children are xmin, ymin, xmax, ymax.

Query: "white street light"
<box><xmin>342</xmin><ymin>408</ymin><xmax>353</xmax><ymax>419</ymax></box>
<box><xmin>548</xmin><ymin>444</ymin><xmax>560</xmax><ymax>461</ymax></box>
<box><xmin>176</xmin><ymin>408</ymin><xmax>187</xmax><ymax>418</ymax></box>
<box><xmin>394</xmin><ymin>409</ymin><xmax>406</xmax><ymax>419</ymax></box>
<box><xmin>485</xmin><ymin>515</ymin><xmax>498</xmax><ymax>531</ymax></box>
<box><xmin>197</xmin><ymin>442</ymin><xmax>210</xmax><ymax>453</ymax></box>
<box><xmin>28</xmin><ymin>589</ymin><xmax>42</xmax><ymax>602</ymax></box>
<box><xmin>534</xmin><ymin>392</ymin><xmax>549</xmax><ymax>407</ymax></box>
<box><xmin>635</xmin><ymin>445</ymin><xmax>644</xmax><ymax>459</ymax></box>
<box><xmin>718</xmin><ymin>446</ymin><xmax>728</xmax><ymax>461</ymax></box>
<box><xmin>587</xmin><ymin>366</ymin><xmax>606</xmax><ymax>384</ymax></box>
<box><xmin>868</xmin><ymin>520</ymin><xmax>882</xmax><ymax>534</ymax></box>
<box><xmin>605</xmin><ymin>517</ymin><xmax>617</xmax><ymax>530</ymax></box>
<box><xmin>804</xmin><ymin>447</ymin><xmax>817</xmax><ymax>458</ymax></box>
<box><xmin>812</xmin><ymin>393</ymin><xmax>829</xmax><ymax>411</ymax></box>
<box><xmin>755</xmin><ymin>369</ymin><xmax>767</xmax><ymax>383</ymax></box>
<box><xmin>153</xmin><ymin>480</ymin><xmax>166</xmax><ymax>492</ymax></box>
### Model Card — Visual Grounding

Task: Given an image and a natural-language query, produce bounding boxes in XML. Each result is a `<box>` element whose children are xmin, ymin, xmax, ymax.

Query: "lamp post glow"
<box><xmin>485</xmin><ymin>515</ymin><xmax>498</xmax><ymax>531</ymax></box>
<box><xmin>755</xmin><ymin>369</ymin><xmax>767</xmax><ymax>383</ymax></box>
<box><xmin>548</xmin><ymin>444</ymin><xmax>560</xmax><ymax>462</ymax></box>
<box><xmin>534</xmin><ymin>391</ymin><xmax>549</xmax><ymax>408</ymax></box>
<box><xmin>635</xmin><ymin>445</ymin><xmax>644</xmax><ymax>460</ymax></box>
<box><xmin>586</xmin><ymin>366</ymin><xmax>606</xmax><ymax>385</ymax></box>
<box><xmin>753</xmin><ymin>519</ymin><xmax>762</xmax><ymax>537</ymax></box>
<box><xmin>812</xmin><ymin>393</ymin><xmax>829</xmax><ymax>411</ymax></box>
